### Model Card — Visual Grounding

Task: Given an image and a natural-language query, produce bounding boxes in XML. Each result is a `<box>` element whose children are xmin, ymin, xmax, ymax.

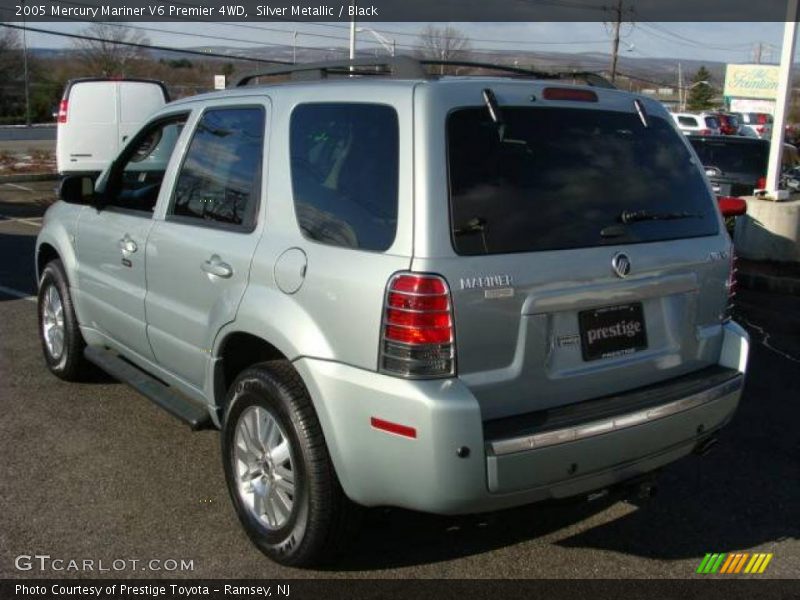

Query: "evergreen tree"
<box><xmin>687</xmin><ymin>66</ymin><xmax>716</xmax><ymax>111</ymax></box>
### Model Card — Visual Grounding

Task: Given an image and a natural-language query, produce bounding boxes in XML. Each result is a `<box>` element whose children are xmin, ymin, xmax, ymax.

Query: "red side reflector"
<box><xmin>370</xmin><ymin>417</ymin><xmax>417</xmax><ymax>439</ymax></box>
<box><xmin>756</xmin><ymin>176</ymin><xmax>767</xmax><ymax>189</ymax></box>
<box><xmin>57</xmin><ymin>100</ymin><xmax>68</xmax><ymax>124</ymax></box>
<box><xmin>542</xmin><ymin>87</ymin><xmax>598</xmax><ymax>102</ymax></box>
<box><xmin>718</xmin><ymin>196</ymin><xmax>747</xmax><ymax>217</ymax></box>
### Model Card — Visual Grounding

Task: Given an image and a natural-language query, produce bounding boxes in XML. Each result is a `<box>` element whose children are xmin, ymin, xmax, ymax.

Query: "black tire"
<box><xmin>37</xmin><ymin>259</ymin><xmax>91</xmax><ymax>381</ymax></box>
<box><xmin>221</xmin><ymin>361</ymin><xmax>361</xmax><ymax>567</ymax></box>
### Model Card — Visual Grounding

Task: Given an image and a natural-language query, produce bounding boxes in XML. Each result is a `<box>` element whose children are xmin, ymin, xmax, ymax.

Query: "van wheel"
<box><xmin>37</xmin><ymin>259</ymin><xmax>90</xmax><ymax>381</ymax></box>
<box><xmin>221</xmin><ymin>361</ymin><xmax>361</xmax><ymax>567</ymax></box>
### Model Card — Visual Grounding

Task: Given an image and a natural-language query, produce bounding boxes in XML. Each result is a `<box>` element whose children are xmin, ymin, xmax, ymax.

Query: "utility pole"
<box><xmin>755</xmin><ymin>42</ymin><xmax>763</xmax><ymax>64</ymax></box>
<box><xmin>292</xmin><ymin>30</ymin><xmax>297</xmax><ymax>64</ymax></box>
<box><xmin>349</xmin><ymin>0</ymin><xmax>356</xmax><ymax>61</ymax></box>
<box><xmin>21</xmin><ymin>0</ymin><xmax>31</xmax><ymax>127</ymax></box>
<box><xmin>678</xmin><ymin>62</ymin><xmax>683</xmax><ymax>111</ymax></box>
<box><xmin>765</xmin><ymin>0</ymin><xmax>798</xmax><ymax>198</ymax></box>
<box><xmin>609</xmin><ymin>0</ymin><xmax>623</xmax><ymax>83</ymax></box>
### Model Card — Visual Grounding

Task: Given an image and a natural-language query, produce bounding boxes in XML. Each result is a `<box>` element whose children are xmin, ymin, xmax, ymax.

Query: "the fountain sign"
<box><xmin>724</xmin><ymin>64</ymin><xmax>779</xmax><ymax>100</ymax></box>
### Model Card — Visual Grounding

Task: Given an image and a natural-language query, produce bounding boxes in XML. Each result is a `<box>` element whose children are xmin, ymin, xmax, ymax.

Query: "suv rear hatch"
<box><xmin>688</xmin><ymin>136</ymin><xmax>768</xmax><ymax>197</ymax></box>
<box><xmin>412</xmin><ymin>83</ymin><xmax>731</xmax><ymax>420</ymax></box>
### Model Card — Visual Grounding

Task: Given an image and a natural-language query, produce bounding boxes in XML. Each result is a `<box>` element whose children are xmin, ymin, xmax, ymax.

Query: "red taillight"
<box><xmin>718</xmin><ymin>196</ymin><xmax>747</xmax><ymax>217</ymax></box>
<box><xmin>756</xmin><ymin>126</ymin><xmax>765</xmax><ymax>136</ymax></box>
<box><xmin>542</xmin><ymin>87</ymin><xmax>598</xmax><ymax>102</ymax></box>
<box><xmin>380</xmin><ymin>273</ymin><xmax>455</xmax><ymax>378</ymax></box>
<box><xmin>57</xmin><ymin>99</ymin><xmax>68</xmax><ymax>123</ymax></box>
<box><xmin>756</xmin><ymin>176</ymin><xmax>767</xmax><ymax>190</ymax></box>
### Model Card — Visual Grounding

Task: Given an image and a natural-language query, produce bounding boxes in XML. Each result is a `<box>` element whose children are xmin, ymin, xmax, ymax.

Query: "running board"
<box><xmin>84</xmin><ymin>346</ymin><xmax>211</xmax><ymax>430</ymax></box>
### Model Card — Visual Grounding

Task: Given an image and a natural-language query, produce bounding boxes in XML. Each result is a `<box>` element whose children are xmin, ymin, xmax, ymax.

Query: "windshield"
<box><xmin>689</xmin><ymin>139</ymin><xmax>769</xmax><ymax>176</ymax></box>
<box><xmin>447</xmin><ymin>107</ymin><xmax>718</xmax><ymax>255</ymax></box>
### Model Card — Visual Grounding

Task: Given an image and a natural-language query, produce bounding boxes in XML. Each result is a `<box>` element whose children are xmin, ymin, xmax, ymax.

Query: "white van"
<box><xmin>56</xmin><ymin>78</ymin><xmax>169</xmax><ymax>176</ymax></box>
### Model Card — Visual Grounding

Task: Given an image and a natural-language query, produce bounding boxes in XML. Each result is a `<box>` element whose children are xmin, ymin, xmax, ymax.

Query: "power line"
<box><xmin>0</xmin><ymin>22</ymin><xmax>290</xmax><ymax>64</ymax></box>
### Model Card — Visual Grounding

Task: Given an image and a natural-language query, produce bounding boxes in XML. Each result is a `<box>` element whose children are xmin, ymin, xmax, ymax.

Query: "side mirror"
<box><xmin>59</xmin><ymin>175</ymin><xmax>96</xmax><ymax>206</ymax></box>
<box><xmin>718</xmin><ymin>196</ymin><xmax>747</xmax><ymax>217</ymax></box>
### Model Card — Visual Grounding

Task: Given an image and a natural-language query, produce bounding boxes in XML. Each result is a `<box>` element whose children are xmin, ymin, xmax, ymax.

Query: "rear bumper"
<box><xmin>294</xmin><ymin>321</ymin><xmax>748</xmax><ymax>515</ymax></box>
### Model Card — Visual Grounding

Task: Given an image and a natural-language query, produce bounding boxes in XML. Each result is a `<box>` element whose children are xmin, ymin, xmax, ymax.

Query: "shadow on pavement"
<box><xmin>0</xmin><ymin>229</ymin><xmax>37</xmax><ymax>300</ymax></box>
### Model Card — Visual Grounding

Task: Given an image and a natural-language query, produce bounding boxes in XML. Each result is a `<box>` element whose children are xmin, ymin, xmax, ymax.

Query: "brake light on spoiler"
<box><xmin>542</xmin><ymin>88</ymin><xmax>598</xmax><ymax>102</ymax></box>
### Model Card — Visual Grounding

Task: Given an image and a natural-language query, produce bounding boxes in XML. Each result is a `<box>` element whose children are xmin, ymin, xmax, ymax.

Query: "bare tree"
<box><xmin>73</xmin><ymin>24</ymin><xmax>150</xmax><ymax>76</ymax></box>
<box><xmin>416</xmin><ymin>25</ymin><xmax>472</xmax><ymax>75</ymax></box>
<box><xmin>0</xmin><ymin>28</ymin><xmax>23</xmax><ymax>120</ymax></box>
<box><xmin>0</xmin><ymin>27</ymin><xmax>21</xmax><ymax>77</ymax></box>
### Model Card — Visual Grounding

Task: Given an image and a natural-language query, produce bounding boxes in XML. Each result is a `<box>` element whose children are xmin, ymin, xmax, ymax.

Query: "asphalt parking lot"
<box><xmin>0</xmin><ymin>195</ymin><xmax>797</xmax><ymax>579</ymax></box>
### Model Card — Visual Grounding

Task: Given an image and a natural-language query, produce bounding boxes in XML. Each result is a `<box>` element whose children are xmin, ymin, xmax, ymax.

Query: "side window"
<box><xmin>678</xmin><ymin>116</ymin><xmax>697</xmax><ymax>127</ymax></box>
<box><xmin>170</xmin><ymin>107</ymin><xmax>265</xmax><ymax>229</ymax></box>
<box><xmin>106</xmin><ymin>115</ymin><xmax>187</xmax><ymax>213</ymax></box>
<box><xmin>290</xmin><ymin>103</ymin><xmax>399</xmax><ymax>251</ymax></box>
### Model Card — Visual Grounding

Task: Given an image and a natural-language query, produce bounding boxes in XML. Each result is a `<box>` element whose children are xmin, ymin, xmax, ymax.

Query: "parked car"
<box><xmin>671</xmin><ymin>112</ymin><xmax>722</xmax><ymax>136</ymax></box>
<box><xmin>36</xmin><ymin>58</ymin><xmax>748</xmax><ymax>567</ymax></box>
<box><xmin>714</xmin><ymin>113</ymin><xmax>741</xmax><ymax>136</ymax></box>
<box><xmin>688</xmin><ymin>135</ymin><xmax>798</xmax><ymax>197</ymax></box>
<box><xmin>732</xmin><ymin>112</ymin><xmax>773</xmax><ymax>139</ymax></box>
<box><xmin>56</xmin><ymin>78</ymin><xmax>169</xmax><ymax>176</ymax></box>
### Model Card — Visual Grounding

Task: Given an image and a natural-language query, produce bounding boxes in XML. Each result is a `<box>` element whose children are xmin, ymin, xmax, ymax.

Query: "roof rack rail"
<box><xmin>235</xmin><ymin>56</ymin><xmax>426</xmax><ymax>86</ymax></box>
<box><xmin>418</xmin><ymin>60</ymin><xmax>616</xmax><ymax>89</ymax></box>
<box><xmin>234</xmin><ymin>56</ymin><xmax>616</xmax><ymax>89</ymax></box>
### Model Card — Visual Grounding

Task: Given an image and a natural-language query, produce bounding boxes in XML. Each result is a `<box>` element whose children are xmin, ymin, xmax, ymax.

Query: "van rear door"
<box><xmin>57</xmin><ymin>81</ymin><xmax>117</xmax><ymax>174</ymax></box>
<box><xmin>56</xmin><ymin>80</ymin><xmax>168</xmax><ymax>175</ymax></box>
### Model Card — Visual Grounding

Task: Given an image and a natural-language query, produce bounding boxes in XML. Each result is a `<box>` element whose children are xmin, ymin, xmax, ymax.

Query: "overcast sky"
<box><xmin>13</xmin><ymin>21</ymin><xmax>792</xmax><ymax>64</ymax></box>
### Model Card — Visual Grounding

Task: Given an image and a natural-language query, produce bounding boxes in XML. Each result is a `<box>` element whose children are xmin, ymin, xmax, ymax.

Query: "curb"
<box><xmin>738</xmin><ymin>271</ymin><xmax>800</xmax><ymax>297</ymax></box>
<box><xmin>0</xmin><ymin>173</ymin><xmax>59</xmax><ymax>184</ymax></box>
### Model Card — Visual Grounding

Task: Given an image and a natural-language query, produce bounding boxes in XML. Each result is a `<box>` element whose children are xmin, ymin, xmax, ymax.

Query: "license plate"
<box><xmin>579</xmin><ymin>303</ymin><xmax>648</xmax><ymax>361</ymax></box>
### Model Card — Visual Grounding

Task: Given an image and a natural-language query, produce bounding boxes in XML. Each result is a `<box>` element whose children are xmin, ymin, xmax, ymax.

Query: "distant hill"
<box><xmin>27</xmin><ymin>45</ymin><xmax>753</xmax><ymax>87</ymax></box>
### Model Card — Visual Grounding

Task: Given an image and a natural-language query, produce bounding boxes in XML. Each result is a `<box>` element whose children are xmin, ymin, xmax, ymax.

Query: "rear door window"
<box><xmin>447</xmin><ymin>107</ymin><xmax>718</xmax><ymax>255</ymax></box>
<box><xmin>289</xmin><ymin>103</ymin><xmax>399</xmax><ymax>251</ymax></box>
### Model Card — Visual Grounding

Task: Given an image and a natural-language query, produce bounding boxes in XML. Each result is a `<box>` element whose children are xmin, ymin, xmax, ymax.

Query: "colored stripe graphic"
<box><xmin>745</xmin><ymin>554</ymin><xmax>761</xmax><ymax>573</ymax></box>
<box><xmin>702</xmin><ymin>552</ymin><xmax>774</xmax><ymax>574</ymax></box>
<box><xmin>758</xmin><ymin>554</ymin><xmax>773</xmax><ymax>573</ymax></box>
<box><xmin>734</xmin><ymin>553</ymin><xmax>749</xmax><ymax>573</ymax></box>
<box><xmin>719</xmin><ymin>554</ymin><xmax>736</xmax><ymax>573</ymax></box>
<box><xmin>697</xmin><ymin>554</ymin><xmax>713</xmax><ymax>574</ymax></box>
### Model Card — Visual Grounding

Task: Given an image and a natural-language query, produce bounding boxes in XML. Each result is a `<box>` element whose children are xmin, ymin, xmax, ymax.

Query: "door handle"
<box><xmin>202</xmin><ymin>255</ymin><xmax>233</xmax><ymax>279</ymax></box>
<box><xmin>118</xmin><ymin>235</ymin><xmax>137</xmax><ymax>254</ymax></box>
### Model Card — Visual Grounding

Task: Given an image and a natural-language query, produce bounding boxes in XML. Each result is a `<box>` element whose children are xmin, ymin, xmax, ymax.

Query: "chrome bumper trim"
<box><xmin>489</xmin><ymin>374</ymin><xmax>743</xmax><ymax>457</ymax></box>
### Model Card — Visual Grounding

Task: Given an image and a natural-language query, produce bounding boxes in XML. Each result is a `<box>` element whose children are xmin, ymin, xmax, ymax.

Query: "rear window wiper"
<box><xmin>619</xmin><ymin>209</ymin><xmax>703</xmax><ymax>224</ymax></box>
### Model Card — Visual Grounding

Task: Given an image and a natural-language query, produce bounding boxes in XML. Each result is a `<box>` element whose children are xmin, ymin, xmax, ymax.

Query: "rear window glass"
<box><xmin>678</xmin><ymin>116</ymin><xmax>698</xmax><ymax>127</ymax></box>
<box><xmin>689</xmin><ymin>139</ymin><xmax>769</xmax><ymax>176</ymax></box>
<box><xmin>447</xmin><ymin>107</ymin><xmax>718</xmax><ymax>255</ymax></box>
<box><xmin>290</xmin><ymin>103</ymin><xmax>399</xmax><ymax>252</ymax></box>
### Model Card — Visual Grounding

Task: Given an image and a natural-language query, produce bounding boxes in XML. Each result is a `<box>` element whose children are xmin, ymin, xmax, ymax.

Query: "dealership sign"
<box><xmin>724</xmin><ymin>64</ymin><xmax>780</xmax><ymax>100</ymax></box>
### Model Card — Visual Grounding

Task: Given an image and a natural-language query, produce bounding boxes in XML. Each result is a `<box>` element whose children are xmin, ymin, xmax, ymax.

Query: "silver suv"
<box><xmin>36</xmin><ymin>58</ymin><xmax>749</xmax><ymax>567</ymax></box>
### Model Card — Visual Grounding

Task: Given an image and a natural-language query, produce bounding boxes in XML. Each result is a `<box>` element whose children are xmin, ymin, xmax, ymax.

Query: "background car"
<box><xmin>689</xmin><ymin>135</ymin><xmax>798</xmax><ymax>197</ymax></box>
<box><xmin>714</xmin><ymin>113</ymin><xmax>742</xmax><ymax>136</ymax></box>
<box><xmin>671</xmin><ymin>112</ymin><xmax>722</xmax><ymax>136</ymax></box>
<box><xmin>732</xmin><ymin>112</ymin><xmax>773</xmax><ymax>139</ymax></box>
